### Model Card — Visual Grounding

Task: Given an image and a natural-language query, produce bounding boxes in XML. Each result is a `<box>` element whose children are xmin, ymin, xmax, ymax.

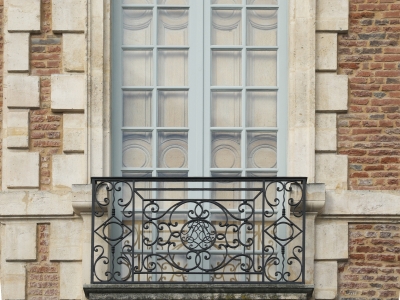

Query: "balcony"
<box><xmin>89</xmin><ymin>176</ymin><xmax>307</xmax><ymax>286</ymax></box>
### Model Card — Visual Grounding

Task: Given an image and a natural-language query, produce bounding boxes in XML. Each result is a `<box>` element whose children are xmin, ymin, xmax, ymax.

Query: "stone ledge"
<box><xmin>84</xmin><ymin>284</ymin><xmax>314</xmax><ymax>300</ymax></box>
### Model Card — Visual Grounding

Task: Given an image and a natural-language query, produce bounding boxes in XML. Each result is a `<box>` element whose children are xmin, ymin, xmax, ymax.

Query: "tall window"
<box><xmin>111</xmin><ymin>0</ymin><xmax>288</xmax><ymax>178</ymax></box>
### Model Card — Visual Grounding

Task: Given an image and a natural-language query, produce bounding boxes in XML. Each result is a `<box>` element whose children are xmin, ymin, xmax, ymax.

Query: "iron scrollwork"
<box><xmin>91</xmin><ymin>177</ymin><xmax>306</xmax><ymax>284</ymax></box>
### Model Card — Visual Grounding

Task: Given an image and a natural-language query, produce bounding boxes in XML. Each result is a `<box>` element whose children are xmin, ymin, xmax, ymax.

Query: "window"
<box><xmin>111</xmin><ymin>0</ymin><xmax>288</xmax><ymax>178</ymax></box>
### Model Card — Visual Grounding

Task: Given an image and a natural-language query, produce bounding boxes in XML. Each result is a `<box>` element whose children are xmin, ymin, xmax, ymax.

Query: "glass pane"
<box><xmin>123</xmin><ymin>51</ymin><xmax>153</xmax><ymax>86</ymax></box>
<box><xmin>158</xmin><ymin>132</ymin><xmax>188</xmax><ymax>168</ymax></box>
<box><xmin>158</xmin><ymin>50</ymin><xmax>188</xmax><ymax>86</ymax></box>
<box><xmin>247</xmin><ymin>9</ymin><xmax>277</xmax><ymax>46</ymax></box>
<box><xmin>123</xmin><ymin>91</ymin><xmax>152</xmax><ymax>127</ymax></box>
<box><xmin>123</xmin><ymin>132</ymin><xmax>152</xmax><ymax>168</ymax></box>
<box><xmin>247</xmin><ymin>50</ymin><xmax>276</xmax><ymax>86</ymax></box>
<box><xmin>122</xmin><ymin>172</ymin><xmax>152</xmax><ymax>209</ymax></box>
<box><xmin>246</xmin><ymin>91</ymin><xmax>277</xmax><ymax>127</ymax></box>
<box><xmin>212</xmin><ymin>51</ymin><xmax>242</xmax><ymax>86</ymax></box>
<box><xmin>158</xmin><ymin>10</ymin><xmax>188</xmax><ymax>45</ymax></box>
<box><xmin>124</xmin><ymin>0</ymin><xmax>154</xmax><ymax>3</ymax></box>
<box><xmin>247</xmin><ymin>0</ymin><xmax>278</xmax><ymax>4</ymax></box>
<box><xmin>247</xmin><ymin>132</ymin><xmax>277</xmax><ymax>168</ymax></box>
<box><xmin>212</xmin><ymin>0</ymin><xmax>242</xmax><ymax>4</ymax></box>
<box><xmin>210</xmin><ymin>173</ymin><xmax>241</xmax><ymax>208</ymax></box>
<box><xmin>123</xmin><ymin>9</ymin><xmax>153</xmax><ymax>45</ymax></box>
<box><xmin>158</xmin><ymin>91</ymin><xmax>188</xmax><ymax>127</ymax></box>
<box><xmin>246</xmin><ymin>173</ymin><xmax>277</xmax><ymax>209</ymax></box>
<box><xmin>211</xmin><ymin>91</ymin><xmax>241</xmax><ymax>127</ymax></box>
<box><xmin>211</xmin><ymin>9</ymin><xmax>242</xmax><ymax>45</ymax></box>
<box><xmin>158</xmin><ymin>0</ymin><xmax>188</xmax><ymax>4</ymax></box>
<box><xmin>158</xmin><ymin>172</ymin><xmax>188</xmax><ymax>209</ymax></box>
<box><xmin>211</xmin><ymin>132</ymin><xmax>241</xmax><ymax>168</ymax></box>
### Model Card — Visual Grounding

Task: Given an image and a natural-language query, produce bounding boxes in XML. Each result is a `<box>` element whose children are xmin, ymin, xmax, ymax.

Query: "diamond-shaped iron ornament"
<box><xmin>264</xmin><ymin>216</ymin><xmax>303</xmax><ymax>247</ymax></box>
<box><xmin>94</xmin><ymin>215</ymin><xmax>132</xmax><ymax>247</ymax></box>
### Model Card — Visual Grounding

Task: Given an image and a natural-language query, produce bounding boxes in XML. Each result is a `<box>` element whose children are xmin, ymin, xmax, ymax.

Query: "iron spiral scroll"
<box><xmin>91</xmin><ymin>177</ymin><xmax>306</xmax><ymax>284</ymax></box>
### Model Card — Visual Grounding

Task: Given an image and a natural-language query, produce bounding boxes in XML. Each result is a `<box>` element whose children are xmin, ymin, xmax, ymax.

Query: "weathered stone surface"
<box><xmin>2</xmin><ymin>261</ymin><xmax>26</xmax><ymax>299</ymax></box>
<box><xmin>315</xmin><ymin>113</ymin><xmax>337</xmax><ymax>151</ymax></box>
<box><xmin>316</xmin><ymin>33</ymin><xmax>337</xmax><ymax>71</ymax></box>
<box><xmin>50</xmin><ymin>219</ymin><xmax>83</xmax><ymax>261</ymax></box>
<box><xmin>314</xmin><ymin>261</ymin><xmax>337</xmax><ymax>299</ymax></box>
<box><xmin>7</xmin><ymin>109</ymin><xmax>29</xmax><ymax>148</ymax></box>
<box><xmin>84</xmin><ymin>284</ymin><xmax>314</xmax><ymax>300</ymax></box>
<box><xmin>7</xmin><ymin>0</ymin><xmax>41</xmax><ymax>32</ymax></box>
<box><xmin>63</xmin><ymin>113</ymin><xmax>85</xmax><ymax>153</ymax></box>
<box><xmin>52</xmin><ymin>154</ymin><xmax>86</xmax><ymax>188</ymax></box>
<box><xmin>315</xmin><ymin>154</ymin><xmax>348</xmax><ymax>190</ymax></box>
<box><xmin>5</xmin><ymin>32</ymin><xmax>29</xmax><ymax>71</ymax></box>
<box><xmin>5</xmin><ymin>222</ymin><xmax>37</xmax><ymax>261</ymax></box>
<box><xmin>63</xmin><ymin>33</ymin><xmax>86</xmax><ymax>72</ymax></box>
<box><xmin>52</xmin><ymin>0</ymin><xmax>86</xmax><ymax>32</ymax></box>
<box><xmin>315</xmin><ymin>220</ymin><xmax>348</xmax><ymax>260</ymax></box>
<box><xmin>60</xmin><ymin>262</ymin><xmax>82</xmax><ymax>299</ymax></box>
<box><xmin>51</xmin><ymin>74</ymin><xmax>86</xmax><ymax>111</ymax></box>
<box><xmin>5</xmin><ymin>75</ymin><xmax>40</xmax><ymax>108</ymax></box>
<box><xmin>316</xmin><ymin>0</ymin><xmax>349</xmax><ymax>32</ymax></box>
<box><xmin>4</xmin><ymin>151</ymin><xmax>39</xmax><ymax>188</ymax></box>
<box><xmin>316</xmin><ymin>73</ymin><xmax>348</xmax><ymax>112</ymax></box>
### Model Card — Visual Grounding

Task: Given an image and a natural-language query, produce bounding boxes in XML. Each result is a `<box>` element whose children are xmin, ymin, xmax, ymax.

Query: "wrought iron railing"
<box><xmin>91</xmin><ymin>177</ymin><xmax>307</xmax><ymax>284</ymax></box>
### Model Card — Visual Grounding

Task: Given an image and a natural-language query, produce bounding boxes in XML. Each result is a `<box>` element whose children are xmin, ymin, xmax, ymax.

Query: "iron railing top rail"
<box><xmin>91</xmin><ymin>177</ymin><xmax>307</xmax><ymax>284</ymax></box>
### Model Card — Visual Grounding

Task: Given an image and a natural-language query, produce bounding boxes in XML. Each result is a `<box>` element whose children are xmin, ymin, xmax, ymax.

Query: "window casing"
<box><xmin>111</xmin><ymin>0</ymin><xmax>288</xmax><ymax>178</ymax></box>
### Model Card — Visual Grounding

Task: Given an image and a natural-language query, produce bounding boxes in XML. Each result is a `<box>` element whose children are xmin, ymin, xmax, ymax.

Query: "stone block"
<box><xmin>60</xmin><ymin>262</ymin><xmax>83</xmax><ymax>299</ymax></box>
<box><xmin>5</xmin><ymin>75</ymin><xmax>40</xmax><ymax>108</ymax></box>
<box><xmin>315</xmin><ymin>154</ymin><xmax>348</xmax><ymax>190</ymax></box>
<box><xmin>52</xmin><ymin>0</ymin><xmax>86</xmax><ymax>32</ymax></box>
<box><xmin>2</xmin><ymin>262</ymin><xmax>26</xmax><ymax>299</ymax></box>
<box><xmin>51</xmin><ymin>74</ymin><xmax>86</xmax><ymax>111</ymax></box>
<box><xmin>7</xmin><ymin>0</ymin><xmax>41</xmax><ymax>32</ymax></box>
<box><xmin>314</xmin><ymin>261</ymin><xmax>337</xmax><ymax>299</ymax></box>
<box><xmin>63</xmin><ymin>33</ymin><xmax>86</xmax><ymax>72</ymax></box>
<box><xmin>316</xmin><ymin>0</ymin><xmax>349</xmax><ymax>32</ymax></box>
<box><xmin>316</xmin><ymin>33</ymin><xmax>337</xmax><ymax>71</ymax></box>
<box><xmin>5</xmin><ymin>151</ymin><xmax>39</xmax><ymax>188</ymax></box>
<box><xmin>52</xmin><ymin>154</ymin><xmax>86</xmax><ymax>188</ymax></box>
<box><xmin>63</xmin><ymin>113</ymin><xmax>85</xmax><ymax>153</ymax></box>
<box><xmin>7</xmin><ymin>109</ymin><xmax>29</xmax><ymax>148</ymax></box>
<box><xmin>5</xmin><ymin>32</ymin><xmax>29</xmax><ymax>71</ymax></box>
<box><xmin>315</xmin><ymin>113</ymin><xmax>337</xmax><ymax>151</ymax></box>
<box><xmin>315</xmin><ymin>220</ymin><xmax>348</xmax><ymax>260</ymax></box>
<box><xmin>316</xmin><ymin>73</ymin><xmax>348</xmax><ymax>112</ymax></box>
<box><xmin>5</xmin><ymin>223</ymin><xmax>37</xmax><ymax>261</ymax></box>
<box><xmin>50</xmin><ymin>219</ymin><xmax>82</xmax><ymax>261</ymax></box>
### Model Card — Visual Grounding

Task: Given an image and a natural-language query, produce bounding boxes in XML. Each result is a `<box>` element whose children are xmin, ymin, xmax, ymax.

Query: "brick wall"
<box><xmin>338</xmin><ymin>0</ymin><xmax>400</xmax><ymax>190</ymax></box>
<box><xmin>26</xmin><ymin>224</ymin><xmax>60</xmax><ymax>299</ymax></box>
<box><xmin>29</xmin><ymin>0</ymin><xmax>63</xmax><ymax>190</ymax></box>
<box><xmin>339</xmin><ymin>224</ymin><xmax>400</xmax><ymax>299</ymax></box>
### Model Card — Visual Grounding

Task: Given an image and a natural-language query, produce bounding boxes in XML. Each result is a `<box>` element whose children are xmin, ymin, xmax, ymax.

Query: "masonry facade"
<box><xmin>0</xmin><ymin>0</ymin><xmax>400</xmax><ymax>299</ymax></box>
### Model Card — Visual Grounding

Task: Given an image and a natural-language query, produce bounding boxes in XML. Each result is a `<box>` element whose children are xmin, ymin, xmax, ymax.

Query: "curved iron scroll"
<box><xmin>91</xmin><ymin>177</ymin><xmax>306</xmax><ymax>284</ymax></box>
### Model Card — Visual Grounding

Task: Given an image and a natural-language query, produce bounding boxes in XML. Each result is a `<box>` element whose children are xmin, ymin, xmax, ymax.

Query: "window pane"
<box><xmin>158</xmin><ymin>91</ymin><xmax>188</xmax><ymax>127</ymax></box>
<box><xmin>123</xmin><ymin>132</ymin><xmax>152</xmax><ymax>168</ymax></box>
<box><xmin>247</xmin><ymin>132</ymin><xmax>277</xmax><ymax>168</ymax></box>
<box><xmin>212</xmin><ymin>0</ymin><xmax>242</xmax><ymax>4</ymax></box>
<box><xmin>247</xmin><ymin>9</ymin><xmax>277</xmax><ymax>46</ymax></box>
<box><xmin>211</xmin><ymin>91</ymin><xmax>241</xmax><ymax>127</ymax></box>
<box><xmin>158</xmin><ymin>50</ymin><xmax>188</xmax><ymax>86</ymax></box>
<box><xmin>123</xmin><ymin>91</ymin><xmax>152</xmax><ymax>127</ymax></box>
<box><xmin>211</xmin><ymin>9</ymin><xmax>242</xmax><ymax>45</ymax></box>
<box><xmin>247</xmin><ymin>50</ymin><xmax>276</xmax><ymax>86</ymax></box>
<box><xmin>211</xmin><ymin>132</ymin><xmax>241</xmax><ymax>168</ymax></box>
<box><xmin>158</xmin><ymin>132</ymin><xmax>188</xmax><ymax>168</ymax></box>
<box><xmin>123</xmin><ymin>9</ymin><xmax>153</xmax><ymax>45</ymax></box>
<box><xmin>158</xmin><ymin>0</ymin><xmax>188</xmax><ymax>4</ymax></box>
<box><xmin>123</xmin><ymin>50</ymin><xmax>153</xmax><ymax>86</ymax></box>
<box><xmin>246</xmin><ymin>91</ymin><xmax>277</xmax><ymax>127</ymax></box>
<box><xmin>124</xmin><ymin>0</ymin><xmax>154</xmax><ymax>3</ymax></box>
<box><xmin>247</xmin><ymin>0</ymin><xmax>278</xmax><ymax>4</ymax></box>
<box><xmin>158</xmin><ymin>9</ymin><xmax>188</xmax><ymax>45</ymax></box>
<box><xmin>212</xmin><ymin>51</ymin><xmax>242</xmax><ymax>86</ymax></box>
